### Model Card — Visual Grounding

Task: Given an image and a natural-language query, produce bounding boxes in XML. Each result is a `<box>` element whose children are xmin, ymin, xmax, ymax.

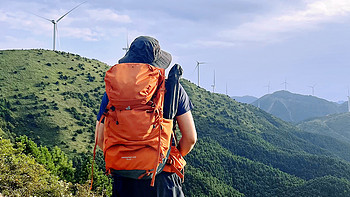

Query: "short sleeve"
<box><xmin>176</xmin><ymin>84</ymin><xmax>194</xmax><ymax>116</ymax></box>
<box><xmin>97</xmin><ymin>92</ymin><xmax>109</xmax><ymax>121</ymax></box>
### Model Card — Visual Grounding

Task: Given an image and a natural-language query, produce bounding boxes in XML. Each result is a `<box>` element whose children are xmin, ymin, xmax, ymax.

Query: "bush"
<box><xmin>0</xmin><ymin>138</ymin><xmax>74</xmax><ymax>196</ymax></box>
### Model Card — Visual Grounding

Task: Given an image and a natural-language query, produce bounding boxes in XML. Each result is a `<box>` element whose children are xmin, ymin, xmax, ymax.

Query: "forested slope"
<box><xmin>1</xmin><ymin>49</ymin><xmax>350</xmax><ymax>196</ymax></box>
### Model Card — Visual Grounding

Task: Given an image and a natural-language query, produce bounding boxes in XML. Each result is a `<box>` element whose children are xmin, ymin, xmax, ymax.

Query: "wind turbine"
<box><xmin>33</xmin><ymin>1</ymin><xmax>86</xmax><ymax>51</ymax></box>
<box><xmin>195</xmin><ymin>61</ymin><xmax>205</xmax><ymax>86</ymax></box>
<box><xmin>122</xmin><ymin>32</ymin><xmax>129</xmax><ymax>54</ymax></box>
<box><xmin>211</xmin><ymin>70</ymin><xmax>216</xmax><ymax>93</ymax></box>
<box><xmin>281</xmin><ymin>79</ymin><xmax>288</xmax><ymax>90</ymax></box>
<box><xmin>308</xmin><ymin>84</ymin><xmax>316</xmax><ymax>96</ymax></box>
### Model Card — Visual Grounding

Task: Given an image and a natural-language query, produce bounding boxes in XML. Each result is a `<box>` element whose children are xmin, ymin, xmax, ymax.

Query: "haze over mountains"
<box><xmin>298</xmin><ymin>112</ymin><xmax>350</xmax><ymax>145</ymax></box>
<box><xmin>234</xmin><ymin>91</ymin><xmax>348</xmax><ymax>122</ymax></box>
<box><xmin>2</xmin><ymin>49</ymin><xmax>350</xmax><ymax>196</ymax></box>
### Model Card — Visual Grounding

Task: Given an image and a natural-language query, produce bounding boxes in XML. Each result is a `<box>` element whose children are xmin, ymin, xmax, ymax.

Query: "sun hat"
<box><xmin>118</xmin><ymin>36</ymin><xmax>172</xmax><ymax>69</ymax></box>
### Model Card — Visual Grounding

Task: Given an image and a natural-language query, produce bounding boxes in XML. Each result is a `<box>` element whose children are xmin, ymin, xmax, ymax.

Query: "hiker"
<box><xmin>95</xmin><ymin>36</ymin><xmax>197</xmax><ymax>197</ymax></box>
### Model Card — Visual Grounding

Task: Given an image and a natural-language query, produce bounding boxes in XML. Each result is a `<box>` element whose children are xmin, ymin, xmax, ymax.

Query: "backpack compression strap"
<box><xmin>150</xmin><ymin>71</ymin><xmax>166</xmax><ymax>187</ymax></box>
<box><xmin>90</xmin><ymin>113</ymin><xmax>106</xmax><ymax>190</ymax></box>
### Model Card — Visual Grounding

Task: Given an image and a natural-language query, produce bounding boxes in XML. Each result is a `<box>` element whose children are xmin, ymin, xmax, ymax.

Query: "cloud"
<box><xmin>0</xmin><ymin>35</ymin><xmax>45</xmax><ymax>49</ymax></box>
<box><xmin>86</xmin><ymin>8</ymin><xmax>131</xmax><ymax>23</ymax></box>
<box><xmin>0</xmin><ymin>4</ymin><xmax>132</xmax><ymax>43</ymax></box>
<box><xmin>219</xmin><ymin>0</ymin><xmax>350</xmax><ymax>44</ymax></box>
<box><xmin>0</xmin><ymin>9</ymin><xmax>53</xmax><ymax>35</ymax></box>
<box><xmin>278</xmin><ymin>0</ymin><xmax>350</xmax><ymax>22</ymax></box>
<box><xmin>59</xmin><ymin>27</ymin><xmax>100</xmax><ymax>41</ymax></box>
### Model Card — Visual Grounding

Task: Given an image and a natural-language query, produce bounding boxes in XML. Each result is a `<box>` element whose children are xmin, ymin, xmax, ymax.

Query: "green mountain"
<box><xmin>297</xmin><ymin>112</ymin><xmax>350</xmax><ymax>144</ymax></box>
<box><xmin>0</xmin><ymin>49</ymin><xmax>109</xmax><ymax>154</ymax></box>
<box><xmin>252</xmin><ymin>90</ymin><xmax>347</xmax><ymax>122</ymax></box>
<box><xmin>2</xmin><ymin>49</ymin><xmax>350</xmax><ymax>196</ymax></box>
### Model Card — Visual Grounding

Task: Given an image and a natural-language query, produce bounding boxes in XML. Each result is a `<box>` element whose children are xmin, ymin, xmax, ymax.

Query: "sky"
<box><xmin>1</xmin><ymin>0</ymin><xmax>350</xmax><ymax>102</ymax></box>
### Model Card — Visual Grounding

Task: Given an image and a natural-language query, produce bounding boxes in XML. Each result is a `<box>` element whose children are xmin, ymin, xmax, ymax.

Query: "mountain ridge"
<box><xmin>2</xmin><ymin>49</ymin><xmax>350</xmax><ymax>196</ymax></box>
<box><xmin>297</xmin><ymin>112</ymin><xmax>350</xmax><ymax>144</ymax></box>
<box><xmin>252</xmin><ymin>90</ymin><xmax>348</xmax><ymax>122</ymax></box>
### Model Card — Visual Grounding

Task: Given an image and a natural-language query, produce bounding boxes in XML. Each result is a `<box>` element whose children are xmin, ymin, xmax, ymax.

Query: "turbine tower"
<box><xmin>34</xmin><ymin>1</ymin><xmax>86</xmax><ymax>51</ymax></box>
<box><xmin>195</xmin><ymin>61</ymin><xmax>205</xmax><ymax>86</ymax></box>
<box><xmin>281</xmin><ymin>79</ymin><xmax>288</xmax><ymax>91</ymax></box>
<box><xmin>308</xmin><ymin>84</ymin><xmax>316</xmax><ymax>96</ymax></box>
<box><xmin>211</xmin><ymin>70</ymin><xmax>216</xmax><ymax>93</ymax></box>
<box><xmin>122</xmin><ymin>32</ymin><xmax>129</xmax><ymax>54</ymax></box>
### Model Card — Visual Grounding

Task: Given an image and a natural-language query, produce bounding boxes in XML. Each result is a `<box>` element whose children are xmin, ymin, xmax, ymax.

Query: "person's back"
<box><xmin>94</xmin><ymin>36</ymin><xmax>197</xmax><ymax>197</ymax></box>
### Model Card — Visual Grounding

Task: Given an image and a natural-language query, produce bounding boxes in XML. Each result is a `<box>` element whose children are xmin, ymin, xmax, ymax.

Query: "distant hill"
<box><xmin>231</xmin><ymin>95</ymin><xmax>257</xmax><ymax>104</ymax></box>
<box><xmin>3</xmin><ymin>49</ymin><xmax>350</xmax><ymax>196</ymax></box>
<box><xmin>340</xmin><ymin>100</ymin><xmax>349</xmax><ymax>111</ymax></box>
<box><xmin>251</xmin><ymin>90</ymin><xmax>348</xmax><ymax>122</ymax></box>
<box><xmin>297</xmin><ymin>112</ymin><xmax>350</xmax><ymax>144</ymax></box>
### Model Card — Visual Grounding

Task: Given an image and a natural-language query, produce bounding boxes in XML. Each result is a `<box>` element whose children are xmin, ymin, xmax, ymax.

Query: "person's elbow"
<box><xmin>95</xmin><ymin>120</ymin><xmax>104</xmax><ymax>150</ymax></box>
<box><xmin>176</xmin><ymin>111</ymin><xmax>197</xmax><ymax>155</ymax></box>
<box><xmin>186</xmin><ymin>131</ymin><xmax>197</xmax><ymax>146</ymax></box>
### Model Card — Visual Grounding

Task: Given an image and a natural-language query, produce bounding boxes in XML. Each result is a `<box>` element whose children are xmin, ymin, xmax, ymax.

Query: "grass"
<box><xmin>0</xmin><ymin>49</ymin><xmax>110</xmax><ymax>154</ymax></box>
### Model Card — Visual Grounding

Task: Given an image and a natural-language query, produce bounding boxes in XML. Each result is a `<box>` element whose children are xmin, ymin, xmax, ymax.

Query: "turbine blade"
<box><xmin>196</xmin><ymin>61</ymin><xmax>206</xmax><ymax>65</ymax></box>
<box><xmin>56</xmin><ymin>1</ymin><xmax>86</xmax><ymax>22</ymax></box>
<box><xmin>191</xmin><ymin>65</ymin><xmax>198</xmax><ymax>75</ymax></box>
<box><xmin>30</xmin><ymin>12</ymin><xmax>53</xmax><ymax>23</ymax></box>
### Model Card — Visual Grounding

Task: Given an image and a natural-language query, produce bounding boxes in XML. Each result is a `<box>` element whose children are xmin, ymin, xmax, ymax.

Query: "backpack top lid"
<box><xmin>105</xmin><ymin>63</ymin><xmax>165</xmax><ymax>110</ymax></box>
<box><xmin>119</xmin><ymin>36</ymin><xmax>172</xmax><ymax>70</ymax></box>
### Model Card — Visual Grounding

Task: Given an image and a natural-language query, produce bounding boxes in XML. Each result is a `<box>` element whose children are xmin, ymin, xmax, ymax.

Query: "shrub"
<box><xmin>0</xmin><ymin>138</ymin><xmax>101</xmax><ymax>196</ymax></box>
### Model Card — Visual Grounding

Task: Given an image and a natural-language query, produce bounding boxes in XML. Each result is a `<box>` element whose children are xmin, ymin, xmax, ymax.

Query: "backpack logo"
<box><xmin>121</xmin><ymin>156</ymin><xmax>137</xmax><ymax>161</ymax></box>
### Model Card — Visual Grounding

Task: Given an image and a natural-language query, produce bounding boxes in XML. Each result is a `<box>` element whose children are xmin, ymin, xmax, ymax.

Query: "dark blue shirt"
<box><xmin>97</xmin><ymin>83</ymin><xmax>193</xmax><ymax>121</ymax></box>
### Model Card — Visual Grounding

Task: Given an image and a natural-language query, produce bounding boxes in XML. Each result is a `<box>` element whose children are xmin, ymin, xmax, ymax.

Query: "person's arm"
<box><xmin>176</xmin><ymin>110</ymin><xmax>197</xmax><ymax>156</ymax></box>
<box><xmin>95</xmin><ymin>92</ymin><xmax>108</xmax><ymax>150</ymax></box>
<box><xmin>95</xmin><ymin>121</ymin><xmax>104</xmax><ymax>150</ymax></box>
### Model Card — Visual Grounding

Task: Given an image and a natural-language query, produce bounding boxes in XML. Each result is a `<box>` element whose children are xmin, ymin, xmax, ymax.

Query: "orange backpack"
<box><xmin>96</xmin><ymin>63</ymin><xmax>174</xmax><ymax>186</ymax></box>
